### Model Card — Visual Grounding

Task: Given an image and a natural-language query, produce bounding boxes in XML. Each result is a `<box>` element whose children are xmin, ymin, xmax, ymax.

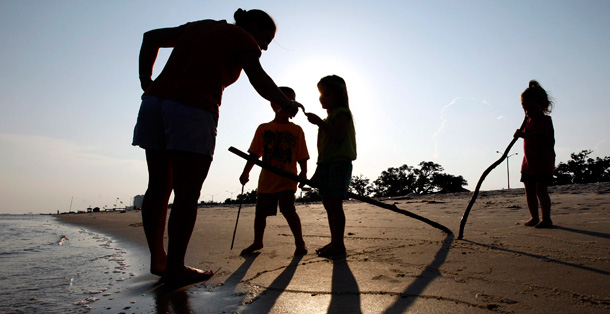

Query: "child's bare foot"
<box><xmin>317</xmin><ymin>244</ymin><xmax>346</xmax><ymax>258</ymax></box>
<box><xmin>294</xmin><ymin>246</ymin><xmax>308</xmax><ymax>256</ymax></box>
<box><xmin>240</xmin><ymin>243</ymin><xmax>263</xmax><ymax>255</ymax></box>
<box><xmin>524</xmin><ymin>218</ymin><xmax>539</xmax><ymax>227</ymax></box>
<box><xmin>535</xmin><ymin>219</ymin><xmax>553</xmax><ymax>229</ymax></box>
<box><xmin>293</xmin><ymin>239</ymin><xmax>307</xmax><ymax>256</ymax></box>
<box><xmin>162</xmin><ymin>266</ymin><xmax>213</xmax><ymax>285</ymax></box>
<box><xmin>316</xmin><ymin>243</ymin><xmax>332</xmax><ymax>254</ymax></box>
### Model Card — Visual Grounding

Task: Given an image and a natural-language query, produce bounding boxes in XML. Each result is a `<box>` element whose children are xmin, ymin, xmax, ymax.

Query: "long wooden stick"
<box><xmin>229</xmin><ymin>146</ymin><xmax>452</xmax><ymax>234</ymax></box>
<box><xmin>457</xmin><ymin>117</ymin><xmax>528</xmax><ymax>240</ymax></box>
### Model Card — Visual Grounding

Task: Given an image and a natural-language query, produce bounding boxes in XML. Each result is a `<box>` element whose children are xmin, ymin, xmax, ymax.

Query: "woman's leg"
<box><xmin>165</xmin><ymin>151</ymin><xmax>212</xmax><ymax>273</ymax></box>
<box><xmin>141</xmin><ymin>149</ymin><xmax>173</xmax><ymax>275</ymax></box>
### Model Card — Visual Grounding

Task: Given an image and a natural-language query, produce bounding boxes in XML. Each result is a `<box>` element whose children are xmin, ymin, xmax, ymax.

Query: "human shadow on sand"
<box><xmin>328</xmin><ymin>257</ymin><xmax>362</xmax><ymax>314</ymax></box>
<box><xmin>553</xmin><ymin>225</ymin><xmax>610</xmax><ymax>240</ymax></box>
<box><xmin>220</xmin><ymin>253</ymin><xmax>260</xmax><ymax>288</ymax></box>
<box><xmin>382</xmin><ymin>233</ymin><xmax>454</xmax><ymax>314</ymax></box>
<box><xmin>463</xmin><ymin>239</ymin><xmax>610</xmax><ymax>276</ymax></box>
<box><xmin>244</xmin><ymin>254</ymin><xmax>304</xmax><ymax>312</ymax></box>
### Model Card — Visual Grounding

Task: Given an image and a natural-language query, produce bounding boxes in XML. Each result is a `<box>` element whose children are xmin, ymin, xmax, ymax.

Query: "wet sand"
<box><xmin>57</xmin><ymin>183</ymin><xmax>610</xmax><ymax>313</ymax></box>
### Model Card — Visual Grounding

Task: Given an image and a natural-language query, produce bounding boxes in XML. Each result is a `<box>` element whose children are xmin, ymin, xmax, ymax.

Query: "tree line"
<box><xmin>553</xmin><ymin>150</ymin><xmax>610</xmax><ymax>185</ymax></box>
<box><xmin>223</xmin><ymin>160</ymin><xmax>468</xmax><ymax>204</ymax></box>
<box><xmin>219</xmin><ymin>149</ymin><xmax>609</xmax><ymax>204</ymax></box>
<box><xmin>348</xmin><ymin>161</ymin><xmax>468</xmax><ymax>197</ymax></box>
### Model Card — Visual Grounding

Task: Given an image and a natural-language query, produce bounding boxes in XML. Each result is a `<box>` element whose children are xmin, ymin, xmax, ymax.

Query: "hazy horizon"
<box><xmin>1</xmin><ymin>1</ymin><xmax>609</xmax><ymax>214</ymax></box>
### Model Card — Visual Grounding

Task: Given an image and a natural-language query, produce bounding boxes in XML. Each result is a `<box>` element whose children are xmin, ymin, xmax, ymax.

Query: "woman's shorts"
<box><xmin>256</xmin><ymin>191</ymin><xmax>296</xmax><ymax>217</ymax></box>
<box><xmin>317</xmin><ymin>161</ymin><xmax>353</xmax><ymax>199</ymax></box>
<box><xmin>520</xmin><ymin>173</ymin><xmax>553</xmax><ymax>184</ymax></box>
<box><xmin>132</xmin><ymin>95</ymin><xmax>219</xmax><ymax>157</ymax></box>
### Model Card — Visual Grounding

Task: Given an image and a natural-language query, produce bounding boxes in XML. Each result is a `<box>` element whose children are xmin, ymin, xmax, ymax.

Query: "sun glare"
<box><xmin>276</xmin><ymin>54</ymin><xmax>384</xmax><ymax>179</ymax></box>
<box><xmin>278</xmin><ymin>55</ymin><xmax>376</xmax><ymax>122</ymax></box>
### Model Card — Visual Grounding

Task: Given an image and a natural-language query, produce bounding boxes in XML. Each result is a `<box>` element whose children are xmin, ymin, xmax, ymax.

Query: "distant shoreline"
<box><xmin>51</xmin><ymin>181</ymin><xmax>609</xmax><ymax>216</ymax></box>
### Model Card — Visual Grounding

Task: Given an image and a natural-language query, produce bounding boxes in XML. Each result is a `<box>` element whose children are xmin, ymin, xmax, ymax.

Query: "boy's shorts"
<box><xmin>317</xmin><ymin>161</ymin><xmax>353</xmax><ymax>199</ymax></box>
<box><xmin>256</xmin><ymin>191</ymin><xmax>296</xmax><ymax>217</ymax></box>
<box><xmin>520</xmin><ymin>173</ymin><xmax>553</xmax><ymax>184</ymax></box>
<box><xmin>132</xmin><ymin>95</ymin><xmax>219</xmax><ymax>157</ymax></box>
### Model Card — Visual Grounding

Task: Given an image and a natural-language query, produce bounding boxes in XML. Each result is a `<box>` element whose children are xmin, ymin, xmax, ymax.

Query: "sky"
<box><xmin>1</xmin><ymin>1</ymin><xmax>609</xmax><ymax>214</ymax></box>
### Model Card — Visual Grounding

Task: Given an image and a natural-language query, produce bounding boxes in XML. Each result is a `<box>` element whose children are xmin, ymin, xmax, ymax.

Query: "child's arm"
<box><xmin>297</xmin><ymin>159</ymin><xmax>308</xmax><ymax>188</ymax></box>
<box><xmin>514</xmin><ymin>129</ymin><xmax>526</xmax><ymax>138</ymax></box>
<box><xmin>514</xmin><ymin>129</ymin><xmax>552</xmax><ymax>142</ymax></box>
<box><xmin>239</xmin><ymin>152</ymin><xmax>259</xmax><ymax>185</ymax></box>
<box><xmin>309</xmin><ymin>166</ymin><xmax>320</xmax><ymax>187</ymax></box>
<box><xmin>515</xmin><ymin>117</ymin><xmax>554</xmax><ymax>143</ymax></box>
<box><xmin>305</xmin><ymin>112</ymin><xmax>350</xmax><ymax>141</ymax></box>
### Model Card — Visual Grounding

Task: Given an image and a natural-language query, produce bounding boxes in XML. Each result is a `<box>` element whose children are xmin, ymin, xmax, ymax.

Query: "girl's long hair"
<box><xmin>521</xmin><ymin>80</ymin><xmax>554</xmax><ymax>114</ymax></box>
<box><xmin>318</xmin><ymin>75</ymin><xmax>349</xmax><ymax>108</ymax></box>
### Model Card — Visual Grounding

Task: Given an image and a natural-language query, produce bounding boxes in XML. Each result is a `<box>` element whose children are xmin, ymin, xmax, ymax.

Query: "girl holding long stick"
<box><xmin>514</xmin><ymin>80</ymin><xmax>555</xmax><ymax>228</ymax></box>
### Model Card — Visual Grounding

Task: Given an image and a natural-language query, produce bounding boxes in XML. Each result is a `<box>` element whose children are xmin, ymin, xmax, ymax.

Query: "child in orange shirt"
<box><xmin>239</xmin><ymin>87</ymin><xmax>309</xmax><ymax>255</ymax></box>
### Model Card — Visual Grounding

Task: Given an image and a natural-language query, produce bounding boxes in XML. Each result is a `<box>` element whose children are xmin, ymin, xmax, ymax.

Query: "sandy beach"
<box><xmin>56</xmin><ymin>182</ymin><xmax>610</xmax><ymax>313</ymax></box>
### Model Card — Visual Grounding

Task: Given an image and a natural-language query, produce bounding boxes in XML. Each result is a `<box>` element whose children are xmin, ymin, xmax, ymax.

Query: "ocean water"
<box><xmin>0</xmin><ymin>214</ymin><xmax>137</xmax><ymax>313</ymax></box>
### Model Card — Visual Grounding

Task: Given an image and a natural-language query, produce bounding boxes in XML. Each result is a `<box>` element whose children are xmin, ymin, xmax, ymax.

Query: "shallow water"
<box><xmin>0</xmin><ymin>214</ymin><xmax>137</xmax><ymax>313</ymax></box>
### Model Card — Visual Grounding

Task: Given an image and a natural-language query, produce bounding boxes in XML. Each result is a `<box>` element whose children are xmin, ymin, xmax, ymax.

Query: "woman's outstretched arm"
<box><xmin>240</xmin><ymin>52</ymin><xmax>299</xmax><ymax>115</ymax></box>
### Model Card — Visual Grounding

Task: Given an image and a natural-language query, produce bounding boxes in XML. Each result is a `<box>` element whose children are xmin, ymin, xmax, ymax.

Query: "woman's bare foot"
<box><xmin>240</xmin><ymin>243</ymin><xmax>263</xmax><ymax>255</ymax></box>
<box><xmin>535</xmin><ymin>219</ymin><xmax>553</xmax><ymax>229</ymax></box>
<box><xmin>162</xmin><ymin>266</ymin><xmax>213</xmax><ymax>285</ymax></box>
<box><xmin>151</xmin><ymin>267</ymin><xmax>165</xmax><ymax>277</ymax></box>
<box><xmin>524</xmin><ymin>218</ymin><xmax>539</xmax><ymax>227</ymax></box>
<box><xmin>150</xmin><ymin>253</ymin><xmax>167</xmax><ymax>276</ymax></box>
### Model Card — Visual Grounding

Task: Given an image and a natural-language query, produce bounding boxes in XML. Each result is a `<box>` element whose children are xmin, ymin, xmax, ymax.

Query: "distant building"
<box><xmin>133</xmin><ymin>195</ymin><xmax>144</xmax><ymax>209</ymax></box>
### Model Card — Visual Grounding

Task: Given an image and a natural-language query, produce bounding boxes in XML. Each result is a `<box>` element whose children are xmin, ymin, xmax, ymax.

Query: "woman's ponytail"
<box><xmin>234</xmin><ymin>8</ymin><xmax>276</xmax><ymax>32</ymax></box>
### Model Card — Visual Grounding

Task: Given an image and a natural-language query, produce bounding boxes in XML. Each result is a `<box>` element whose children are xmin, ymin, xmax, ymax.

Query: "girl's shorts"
<box><xmin>132</xmin><ymin>95</ymin><xmax>219</xmax><ymax>157</ymax></box>
<box><xmin>520</xmin><ymin>173</ymin><xmax>553</xmax><ymax>184</ymax></box>
<box><xmin>317</xmin><ymin>161</ymin><xmax>353</xmax><ymax>199</ymax></box>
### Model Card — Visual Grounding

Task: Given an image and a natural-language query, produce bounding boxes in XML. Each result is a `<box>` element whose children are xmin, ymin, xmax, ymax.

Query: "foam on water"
<box><xmin>0</xmin><ymin>214</ymin><xmax>138</xmax><ymax>313</ymax></box>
